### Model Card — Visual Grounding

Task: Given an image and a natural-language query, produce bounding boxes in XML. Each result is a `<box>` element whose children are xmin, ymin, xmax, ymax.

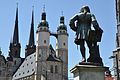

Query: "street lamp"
<box><xmin>109</xmin><ymin>53</ymin><xmax>119</xmax><ymax>80</ymax></box>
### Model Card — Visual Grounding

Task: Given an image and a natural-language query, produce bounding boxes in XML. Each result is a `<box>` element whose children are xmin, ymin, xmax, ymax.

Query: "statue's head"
<box><xmin>80</xmin><ymin>5</ymin><xmax>90</xmax><ymax>13</ymax></box>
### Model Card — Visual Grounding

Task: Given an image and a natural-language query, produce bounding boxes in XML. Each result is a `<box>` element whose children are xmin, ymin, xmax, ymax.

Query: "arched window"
<box><xmin>44</xmin><ymin>40</ymin><xmax>46</xmax><ymax>44</ymax></box>
<box><xmin>0</xmin><ymin>61</ymin><xmax>1</xmax><ymax>66</ymax></box>
<box><xmin>55</xmin><ymin>65</ymin><xmax>58</xmax><ymax>73</ymax></box>
<box><xmin>14</xmin><ymin>60</ymin><xmax>16</xmax><ymax>65</ymax></box>
<box><xmin>0</xmin><ymin>70</ymin><xmax>1</xmax><ymax>75</ymax></box>
<box><xmin>50</xmin><ymin>65</ymin><xmax>53</xmax><ymax>73</ymax></box>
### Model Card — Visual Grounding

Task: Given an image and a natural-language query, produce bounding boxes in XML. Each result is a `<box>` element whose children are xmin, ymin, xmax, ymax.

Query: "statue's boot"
<box><xmin>82</xmin><ymin>57</ymin><xmax>86</xmax><ymax>62</ymax></box>
<box><xmin>80</xmin><ymin>47</ymin><xmax>86</xmax><ymax>62</ymax></box>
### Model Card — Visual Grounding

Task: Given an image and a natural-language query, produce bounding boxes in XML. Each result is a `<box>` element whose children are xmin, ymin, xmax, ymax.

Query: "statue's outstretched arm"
<box><xmin>69</xmin><ymin>14</ymin><xmax>78</xmax><ymax>32</ymax></box>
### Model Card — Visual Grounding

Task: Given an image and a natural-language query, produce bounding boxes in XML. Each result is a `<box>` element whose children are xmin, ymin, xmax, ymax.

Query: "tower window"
<box><xmin>0</xmin><ymin>61</ymin><xmax>1</xmax><ymax>66</ymax></box>
<box><xmin>14</xmin><ymin>60</ymin><xmax>16</xmax><ymax>65</ymax></box>
<box><xmin>40</xmin><ymin>28</ymin><xmax>42</xmax><ymax>30</ymax></box>
<box><xmin>44</xmin><ymin>40</ymin><xmax>46</xmax><ymax>44</ymax></box>
<box><xmin>63</xmin><ymin>42</ymin><xmax>65</xmax><ymax>46</ymax></box>
<box><xmin>50</xmin><ymin>65</ymin><xmax>53</xmax><ymax>73</ymax></box>
<box><xmin>55</xmin><ymin>65</ymin><xmax>58</xmax><ymax>73</ymax></box>
<box><xmin>0</xmin><ymin>70</ymin><xmax>1</xmax><ymax>75</ymax></box>
<box><xmin>39</xmin><ymin>54</ymin><xmax>41</xmax><ymax>57</ymax></box>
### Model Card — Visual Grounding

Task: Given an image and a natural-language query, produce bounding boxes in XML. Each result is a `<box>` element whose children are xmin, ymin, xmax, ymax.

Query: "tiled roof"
<box><xmin>12</xmin><ymin>53</ymin><xmax>36</xmax><ymax>79</ymax></box>
<box><xmin>47</xmin><ymin>44</ymin><xmax>61</xmax><ymax>62</ymax></box>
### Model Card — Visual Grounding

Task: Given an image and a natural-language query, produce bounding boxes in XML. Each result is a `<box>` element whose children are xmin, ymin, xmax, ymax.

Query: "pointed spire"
<box><xmin>8</xmin><ymin>3</ymin><xmax>21</xmax><ymax>58</ymax></box>
<box><xmin>12</xmin><ymin>4</ymin><xmax>19</xmax><ymax>43</ymax></box>
<box><xmin>28</xmin><ymin>7</ymin><xmax>35</xmax><ymax>46</ymax></box>
<box><xmin>31</xmin><ymin>6</ymin><xmax>34</xmax><ymax>26</ymax></box>
<box><xmin>25</xmin><ymin>7</ymin><xmax>36</xmax><ymax>57</ymax></box>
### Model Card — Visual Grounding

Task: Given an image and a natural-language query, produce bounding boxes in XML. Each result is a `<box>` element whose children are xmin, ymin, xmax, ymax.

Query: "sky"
<box><xmin>0</xmin><ymin>0</ymin><xmax>116</xmax><ymax>79</ymax></box>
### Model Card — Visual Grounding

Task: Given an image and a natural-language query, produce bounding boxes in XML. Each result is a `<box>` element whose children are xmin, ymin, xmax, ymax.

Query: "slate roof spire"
<box><xmin>9</xmin><ymin>3</ymin><xmax>21</xmax><ymax>58</ymax></box>
<box><xmin>29</xmin><ymin>7</ymin><xmax>35</xmax><ymax>46</ymax></box>
<box><xmin>12</xmin><ymin>4</ymin><xmax>19</xmax><ymax>44</ymax></box>
<box><xmin>25</xmin><ymin>7</ymin><xmax>36</xmax><ymax>57</ymax></box>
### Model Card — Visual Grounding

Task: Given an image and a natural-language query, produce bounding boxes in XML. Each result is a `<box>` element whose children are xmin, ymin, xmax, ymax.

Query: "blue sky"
<box><xmin>0</xmin><ymin>0</ymin><xmax>116</xmax><ymax>78</ymax></box>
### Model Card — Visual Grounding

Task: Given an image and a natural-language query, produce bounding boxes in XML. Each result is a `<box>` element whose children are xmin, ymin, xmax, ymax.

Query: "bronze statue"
<box><xmin>69</xmin><ymin>6</ymin><xmax>103</xmax><ymax>65</ymax></box>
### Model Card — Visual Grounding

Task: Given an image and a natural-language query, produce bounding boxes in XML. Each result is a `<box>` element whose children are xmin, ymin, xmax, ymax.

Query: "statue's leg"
<box><xmin>79</xmin><ymin>39</ymin><xmax>86</xmax><ymax>62</ymax></box>
<box><xmin>86</xmin><ymin>41</ymin><xmax>103</xmax><ymax>65</ymax></box>
<box><xmin>86</xmin><ymin>40</ymin><xmax>92</xmax><ymax>53</ymax></box>
<box><xmin>86</xmin><ymin>40</ymin><xmax>93</xmax><ymax>62</ymax></box>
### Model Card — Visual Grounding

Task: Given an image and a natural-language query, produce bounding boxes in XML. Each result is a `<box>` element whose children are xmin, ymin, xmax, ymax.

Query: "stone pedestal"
<box><xmin>70</xmin><ymin>63</ymin><xmax>108</xmax><ymax>80</ymax></box>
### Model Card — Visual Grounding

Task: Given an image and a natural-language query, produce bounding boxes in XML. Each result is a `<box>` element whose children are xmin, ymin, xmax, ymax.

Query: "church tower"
<box><xmin>35</xmin><ymin>10</ymin><xmax>50</xmax><ymax>80</ymax></box>
<box><xmin>25</xmin><ymin>9</ymin><xmax>36</xmax><ymax>57</ymax></box>
<box><xmin>7</xmin><ymin>5</ymin><xmax>22</xmax><ymax>78</ymax></box>
<box><xmin>56</xmin><ymin>16</ymin><xmax>68</xmax><ymax>80</ymax></box>
<box><xmin>9</xmin><ymin>6</ymin><xmax>21</xmax><ymax>58</ymax></box>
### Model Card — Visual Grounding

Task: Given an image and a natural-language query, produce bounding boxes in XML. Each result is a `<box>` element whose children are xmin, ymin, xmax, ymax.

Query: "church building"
<box><xmin>0</xmin><ymin>5</ymin><xmax>68</xmax><ymax>80</ymax></box>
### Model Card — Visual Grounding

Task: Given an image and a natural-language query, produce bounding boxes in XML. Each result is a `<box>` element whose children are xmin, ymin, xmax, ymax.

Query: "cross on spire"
<box><xmin>43</xmin><ymin>4</ymin><xmax>45</xmax><ymax>12</ymax></box>
<box><xmin>61</xmin><ymin>11</ymin><xmax>64</xmax><ymax>16</ymax></box>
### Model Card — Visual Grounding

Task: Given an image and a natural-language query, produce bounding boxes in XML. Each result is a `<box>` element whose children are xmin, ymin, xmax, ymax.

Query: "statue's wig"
<box><xmin>82</xmin><ymin>5</ymin><xmax>90</xmax><ymax>13</ymax></box>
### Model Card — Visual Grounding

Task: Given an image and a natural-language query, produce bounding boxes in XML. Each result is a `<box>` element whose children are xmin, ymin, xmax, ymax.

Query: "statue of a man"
<box><xmin>69</xmin><ymin>6</ymin><xmax>103</xmax><ymax>65</ymax></box>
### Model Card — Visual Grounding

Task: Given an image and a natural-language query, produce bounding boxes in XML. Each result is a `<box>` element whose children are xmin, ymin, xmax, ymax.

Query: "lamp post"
<box><xmin>109</xmin><ymin>53</ymin><xmax>119</xmax><ymax>80</ymax></box>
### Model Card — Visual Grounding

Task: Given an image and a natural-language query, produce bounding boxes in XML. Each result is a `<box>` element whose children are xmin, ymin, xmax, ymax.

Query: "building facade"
<box><xmin>113</xmin><ymin>0</ymin><xmax>120</xmax><ymax>80</ymax></box>
<box><xmin>0</xmin><ymin>6</ymin><xmax>68</xmax><ymax>80</ymax></box>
